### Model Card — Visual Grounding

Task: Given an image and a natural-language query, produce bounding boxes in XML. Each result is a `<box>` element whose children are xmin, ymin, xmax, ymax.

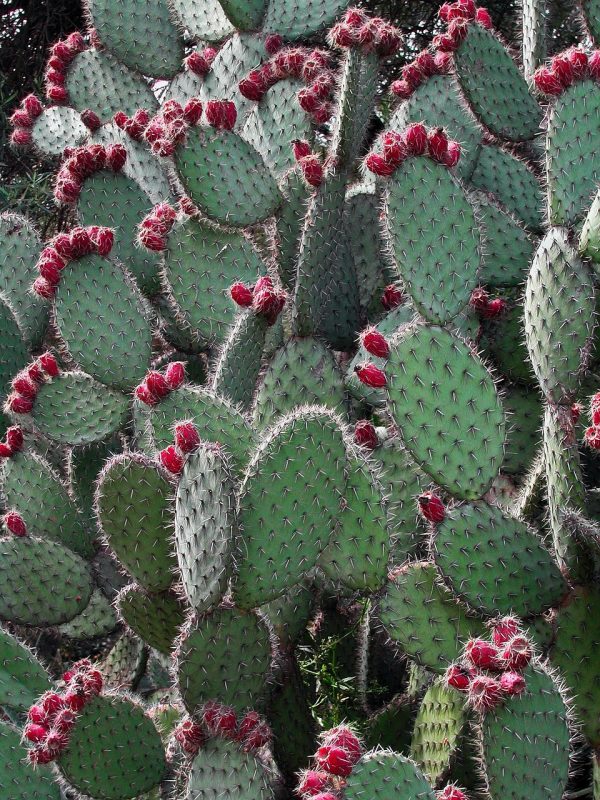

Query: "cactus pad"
<box><xmin>117</xmin><ymin>585</ymin><xmax>185</xmax><ymax>653</ymax></box>
<box><xmin>263</xmin><ymin>0</ymin><xmax>352</xmax><ymax>39</ymax></box>
<box><xmin>185</xmin><ymin>738</ymin><xmax>274</xmax><ymax>800</ymax></box>
<box><xmin>344</xmin><ymin>750</ymin><xmax>436</xmax><ymax>800</ymax></box>
<box><xmin>31</xmin><ymin>105</ymin><xmax>88</xmax><ymax>156</ymax></box>
<box><xmin>0</xmin><ymin>720</ymin><xmax>59</xmax><ymax>799</ymax></box>
<box><xmin>169</xmin><ymin>0</ymin><xmax>234</xmax><ymax>41</ymax></box>
<box><xmin>0</xmin><ymin>627</ymin><xmax>50</xmax><ymax>711</ymax></box>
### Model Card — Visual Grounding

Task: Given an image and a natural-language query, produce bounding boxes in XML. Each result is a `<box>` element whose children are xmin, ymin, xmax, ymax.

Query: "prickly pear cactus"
<box><xmin>3</xmin><ymin>0</ymin><xmax>600</xmax><ymax>798</ymax></box>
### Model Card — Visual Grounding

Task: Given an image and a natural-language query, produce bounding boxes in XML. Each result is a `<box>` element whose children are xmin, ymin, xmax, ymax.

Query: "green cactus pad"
<box><xmin>547</xmin><ymin>80</ymin><xmax>600</xmax><ymax>226</ymax></box>
<box><xmin>432</xmin><ymin>501</ymin><xmax>565</xmax><ymax>617</ymax></box>
<box><xmin>58</xmin><ymin>694</ymin><xmax>166</xmax><ymax>800</ymax></box>
<box><xmin>54</xmin><ymin>254</ymin><xmax>152</xmax><ymax>391</ymax></box>
<box><xmin>410</xmin><ymin>681</ymin><xmax>468</xmax><ymax>785</ymax></box>
<box><xmin>502</xmin><ymin>385</ymin><xmax>542</xmax><ymax>475</ymax></box>
<box><xmin>117</xmin><ymin>585</ymin><xmax>185</xmax><ymax>653</ymax></box>
<box><xmin>218</xmin><ymin>0</ymin><xmax>267</xmax><ymax>29</ymax></box>
<box><xmin>0</xmin><ymin>213</ymin><xmax>48</xmax><ymax>348</ymax></box>
<box><xmin>213</xmin><ymin>311</ymin><xmax>270</xmax><ymax>411</ymax></box>
<box><xmin>388</xmin><ymin>73</ymin><xmax>482</xmax><ymax>180</ymax></box>
<box><xmin>101</xmin><ymin>630</ymin><xmax>147</xmax><ymax>690</ymax></box>
<box><xmin>475</xmin><ymin>192</ymin><xmax>535</xmax><ymax>287</ymax></box>
<box><xmin>176</xmin><ymin>127</ymin><xmax>283</xmax><ymax>227</ymax></box>
<box><xmin>0</xmin><ymin>535</ymin><xmax>92</xmax><ymax>626</ymax></box>
<box><xmin>332</xmin><ymin>50</ymin><xmax>380</xmax><ymax>170</ymax></box>
<box><xmin>263</xmin><ymin>0</ymin><xmax>351</xmax><ymax>39</ymax></box>
<box><xmin>0</xmin><ymin>293</ymin><xmax>29</xmax><ymax>402</ymax></box>
<box><xmin>77</xmin><ymin>171</ymin><xmax>161</xmax><ymax>294</ymax></box>
<box><xmin>66</xmin><ymin>47</ymin><xmax>158</xmax><ymax>119</ymax></box>
<box><xmin>87</xmin><ymin>0</ymin><xmax>184</xmax><ymax>79</ymax></box>
<box><xmin>524</xmin><ymin>229</ymin><xmax>596</xmax><ymax>404</ymax></box>
<box><xmin>0</xmin><ymin>627</ymin><xmax>50</xmax><ymax>711</ymax></box>
<box><xmin>58</xmin><ymin>587</ymin><xmax>118</xmax><ymax>639</ymax></box>
<box><xmin>522</xmin><ymin>0</ymin><xmax>547</xmax><ymax>79</ymax></box>
<box><xmin>0</xmin><ymin>720</ymin><xmax>60</xmax><ymax>800</ymax></box>
<box><xmin>480</xmin><ymin>294</ymin><xmax>535</xmax><ymax>385</ymax></box>
<box><xmin>276</xmin><ymin>169</ymin><xmax>309</xmax><ymax>291</ymax></box>
<box><xmin>2</xmin><ymin>450</ymin><xmax>94</xmax><ymax>558</ymax></box>
<box><xmin>96</xmin><ymin>453</ymin><xmax>175</xmax><ymax>592</ymax></box>
<box><xmin>319</xmin><ymin>448</ymin><xmax>389</xmax><ymax>591</ymax></box>
<box><xmin>163</xmin><ymin>217</ymin><xmax>264</xmax><ymax>348</ymax></box>
<box><xmin>169</xmin><ymin>0</ymin><xmax>234</xmax><ymax>41</ymax></box>
<box><xmin>68</xmin><ymin>435</ymin><xmax>121</xmax><ymax>528</ymax></box>
<box><xmin>480</xmin><ymin>665</ymin><xmax>570</xmax><ymax>800</ymax></box>
<box><xmin>453</xmin><ymin>24</ymin><xmax>541</xmax><ymax>141</ymax></box>
<box><xmin>234</xmin><ymin>407</ymin><xmax>346</xmax><ymax>608</ymax></box>
<box><xmin>253</xmin><ymin>337</ymin><xmax>347</xmax><ymax>429</ymax></box>
<box><xmin>378</xmin><ymin>561</ymin><xmax>484</xmax><ymax>673</ymax></box>
<box><xmin>582</xmin><ymin>0</ymin><xmax>600</xmax><ymax>43</ymax></box>
<box><xmin>344</xmin><ymin>750</ymin><xmax>436</xmax><ymax>800</ymax></box>
<box><xmin>31</xmin><ymin>371</ymin><xmax>129</xmax><ymax>446</ymax></box>
<box><xmin>31</xmin><ymin>105</ymin><xmax>88</xmax><ymax>156</ymax></box>
<box><xmin>185</xmin><ymin>738</ymin><xmax>274</xmax><ymax>800</ymax></box>
<box><xmin>551</xmin><ymin>587</ymin><xmax>600</xmax><ymax>745</ymax></box>
<box><xmin>469</xmin><ymin>144</ymin><xmax>544</xmax><ymax>232</ymax></box>
<box><xmin>386</xmin><ymin>323</ymin><xmax>506</xmax><ymax>500</ymax></box>
<box><xmin>384</xmin><ymin>157</ymin><xmax>481</xmax><ymax>324</ymax></box>
<box><xmin>177</xmin><ymin>605</ymin><xmax>272</xmax><ymax>713</ymax></box>
<box><xmin>174</xmin><ymin>445</ymin><xmax>236</xmax><ymax>613</ymax></box>
<box><xmin>262</xmin><ymin>581</ymin><xmax>315</xmax><ymax>648</ymax></box>
<box><xmin>146</xmin><ymin>385</ymin><xmax>254</xmax><ymax>474</ymax></box>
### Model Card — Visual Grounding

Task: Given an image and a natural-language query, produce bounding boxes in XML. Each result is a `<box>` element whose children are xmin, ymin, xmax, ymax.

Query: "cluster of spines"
<box><xmin>173</xmin><ymin>702</ymin><xmax>271</xmax><ymax>756</ymax></box>
<box><xmin>4</xmin><ymin>353</ymin><xmax>60</xmax><ymax>414</ymax></box>
<box><xmin>534</xmin><ymin>47</ymin><xmax>600</xmax><ymax>96</ymax></box>
<box><xmin>229</xmin><ymin>275</ymin><xmax>287</xmax><ymax>325</ymax></box>
<box><xmin>134</xmin><ymin>362</ymin><xmax>186</xmax><ymax>407</ymax></box>
<box><xmin>365</xmin><ymin>123</ymin><xmax>461</xmax><ymax>177</ymax></box>
<box><xmin>55</xmin><ymin>143</ymin><xmax>127</xmax><ymax>204</ymax></box>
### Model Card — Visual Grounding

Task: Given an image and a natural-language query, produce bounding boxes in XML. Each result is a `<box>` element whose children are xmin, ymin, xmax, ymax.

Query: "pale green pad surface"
<box><xmin>0</xmin><ymin>720</ymin><xmax>60</xmax><ymax>800</ymax></box>
<box><xmin>263</xmin><ymin>0</ymin><xmax>351</xmax><ymax>39</ymax></box>
<box><xmin>344</xmin><ymin>751</ymin><xmax>436</xmax><ymax>800</ymax></box>
<box><xmin>186</xmin><ymin>739</ymin><xmax>274</xmax><ymax>800</ymax></box>
<box><xmin>169</xmin><ymin>0</ymin><xmax>234</xmax><ymax>41</ymax></box>
<box><xmin>0</xmin><ymin>294</ymin><xmax>28</xmax><ymax>402</ymax></box>
<box><xmin>31</xmin><ymin>105</ymin><xmax>88</xmax><ymax>156</ymax></box>
<box><xmin>0</xmin><ymin>627</ymin><xmax>50</xmax><ymax>711</ymax></box>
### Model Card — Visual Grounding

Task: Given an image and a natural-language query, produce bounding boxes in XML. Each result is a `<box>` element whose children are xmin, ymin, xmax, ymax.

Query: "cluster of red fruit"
<box><xmin>54</xmin><ymin>143</ymin><xmax>127</xmax><ymax>204</ymax></box>
<box><xmin>468</xmin><ymin>287</ymin><xmax>508</xmax><ymax>320</ymax></box>
<box><xmin>32</xmin><ymin>224</ymin><xmax>115</xmax><ymax>299</ymax></box>
<box><xmin>445</xmin><ymin>617</ymin><xmax>532</xmax><ymax>713</ymax></box>
<box><xmin>434</xmin><ymin>1</ymin><xmax>492</xmax><ymax>54</ymax></box>
<box><xmin>296</xmin><ymin>724</ymin><xmax>363</xmax><ymax>798</ymax></box>
<box><xmin>5</xmin><ymin>353</ymin><xmax>60</xmax><ymax>414</ymax></box>
<box><xmin>134</xmin><ymin>361</ymin><xmax>186</xmax><ymax>407</ymax></box>
<box><xmin>584</xmin><ymin>392</ymin><xmax>600</xmax><ymax>450</ymax></box>
<box><xmin>390</xmin><ymin>47</ymin><xmax>452</xmax><ymax>100</ymax></box>
<box><xmin>353</xmin><ymin>326</ymin><xmax>390</xmax><ymax>389</ymax></box>
<box><xmin>328</xmin><ymin>8</ymin><xmax>402</xmax><ymax>57</ymax></box>
<box><xmin>365</xmin><ymin>123</ymin><xmax>461</xmax><ymax>178</ymax></box>
<box><xmin>138</xmin><ymin>202</ymin><xmax>178</xmax><ymax>252</ymax></box>
<box><xmin>0</xmin><ymin>424</ymin><xmax>24</xmax><ymax>459</ymax></box>
<box><xmin>43</xmin><ymin>31</ymin><xmax>88</xmax><ymax>104</ymax></box>
<box><xmin>25</xmin><ymin>659</ymin><xmax>103</xmax><ymax>766</ymax></box>
<box><xmin>174</xmin><ymin>703</ymin><xmax>271</xmax><ymax>756</ymax></box>
<box><xmin>229</xmin><ymin>275</ymin><xmax>287</xmax><ymax>326</ymax></box>
<box><xmin>292</xmin><ymin>140</ymin><xmax>326</xmax><ymax>187</ymax></box>
<box><xmin>239</xmin><ymin>44</ymin><xmax>334</xmax><ymax>125</ymax></box>
<box><xmin>534</xmin><ymin>47</ymin><xmax>600</xmax><ymax>96</ymax></box>
<box><xmin>9</xmin><ymin>94</ymin><xmax>44</xmax><ymax>147</ymax></box>
<box><xmin>114</xmin><ymin>108</ymin><xmax>152</xmax><ymax>141</ymax></box>
<box><xmin>158</xmin><ymin>420</ymin><xmax>203</xmax><ymax>476</ymax></box>
<box><xmin>185</xmin><ymin>46</ymin><xmax>219</xmax><ymax>77</ymax></box>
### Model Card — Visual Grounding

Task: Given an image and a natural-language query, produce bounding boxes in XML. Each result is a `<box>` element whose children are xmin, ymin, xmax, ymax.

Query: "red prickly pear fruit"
<box><xmin>428</xmin><ymin>127</ymin><xmax>449</xmax><ymax>162</ymax></box>
<box><xmin>230</xmin><ymin>282</ymin><xmax>254</xmax><ymax>307</ymax></box>
<box><xmin>444</xmin><ymin>140</ymin><xmax>461</xmax><ymax>167</ymax></box>
<box><xmin>361</xmin><ymin>327</ymin><xmax>390</xmax><ymax>358</ymax></box>
<box><xmin>11</xmin><ymin>128</ymin><xmax>33</xmax><ymax>147</ymax></box>
<box><xmin>329</xmin><ymin>22</ymin><xmax>358</xmax><ymax>49</ymax></box>
<box><xmin>80</xmin><ymin>109</ymin><xmax>102</xmax><ymax>131</ymax></box>
<box><xmin>203</xmin><ymin>702</ymin><xmax>238</xmax><ymax>737</ymax></box>
<box><xmin>185</xmin><ymin>51</ymin><xmax>212</xmax><ymax>76</ymax></box>
<box><xmin>498</xmin><ymin>634</ymin><xmax>532</xmax><ymax>671</ymax></box>
<box><xmin>492</xmin><ymin>616</ymin><xmax>521</xmax><ymax>646</ymax></box>
<box><xmin>165</xmin><ymin>361</ymin><xmax>186</xmax><ymax>390</ymax></box>
<box><xmin>53</xmin><ymin>707</ymin><xmax>77</xmax><ymax>734</ymax></box>
<box><xmin>321</xmin><ymin>725</ymin><xmax>362</xmax><ymax>761</ymax></box>
<box><xmin>239</xmin><ymin>71</ymin><xmax>268</xmax><ymax>102</ymax></box>
<box><xmin>469</xmin><ymin>286</ymin><xmax>489</xmax><ymax>312</ymax></box>
<box><xmin>438</xmin><ymin>2</ymin><xmax>452</xmax><ymax>20</ymax></box>
<box><xmin>237</xmin><ymin>711</ymin><xmax>261</xmax><ymax>740</ymax></box>
<box><xmin>437</xmin><ymin>785</ymin><xmax>469</xmax><ymax>800</ymax></box>
<box><xmin>381</xmin><ymin>131</ymin><xmax>407</xmax><ymax>165</ymax></box>
<box><xmin>568</xmin><ymin>47</ymin><xmax>588</xmax><ymax>77</ymax></box>
<box><xmin>265</xmin><ymin>33</ymin><xmax>284</xmax><ymax>54</ymax></box>
<box><xmin>589</xmin><ymin>50</ymin><xmax>600</xmax><ymax>81</ymax></box>
<box><xmin>39</xmin><ymin>352</ymin><xmax>60</xmax><ymax>377</ymax></box>
<box><xmin>27</xmin><ymin>362</ymin><xmax>45</xmax><ymax>385</ymax></box>
<box><xmin>23</xmin><ymin>94</ymin><xmax>44</xmax><ymax>117</ymax></box>
<box><xmin>175</xmin><ymin>719</ymin><xmax>205</xmax><ymax>754</ymax></box>
<box><xmin>159</xmin><ymin>445</ymin><xmax>185</xmax><ymax>475</ymax></box>
<box><xmin>364</xmin><ymin>152</ymin><xmax>396</xmax><ymax>177</ymax></box>
<box><xmin>445</xmin><ymin>664</ymin><xmax>471</xmax><ymax>691</ymax></box>
<box><xmin>310</xmin><ymin>794</ymin><xmax>338</xmax><ymax>800</ymax></box>
<box><xmin>390</xmin><ymin>79</ymin><xmax>413</xmax><ymax>99</ymax></box>
<box><xmin>83</xmin><ymin>669</ymin><xmax>103</xmax><ymax>696</ymax></box>
<box><xmin>135</xmin><ymin>383</ymin><xmax>159</xmax><ymax>406</ymax></box>
<box><xmin>64</xmin><ymin>690</ymin><xmax>86</xmax><ymax>712</ymax></box>
<box><xmin>297</xmin><ymin>86</ymin><xmax>320</xmax><ymax>113</ymax></box>
<box><xmin>146</xmin><ymin>371</ymin><xmax>171</xmax><ymax>400</ymax></box>
<box><xmin>205</xmin><ymin>100</ymin><xmax>237</xmax><ymax>130</ymax></box>
<box><xmin>47</xmin><ymin>85</ymin><xmax>68</xmax><ymax>103</ymax></box>
<box><xmin>417</xmin><ymin>492</ymin><xmax>446</xmax><ymax>523</ymax></box>
<box><xmin>458</xmin><ymin>0</ymin><xmax>477</xmax><ymax>16</ymax></box>
<box><xmin>299</xmin><ymin>154</ymin><xmax>324</xmax><ymax>187</ymax></box>
<box><xmin>44</xmin><ymin>729</ymin><xmax>69</xmax><ymax>754</ymax></box>
<box><xmin>0</xmin><ymin>443</ymin><xmax>12</xmax><ymax>458</ymax></box>
<box><xmin>551</xmin><ymin>54</ymin><xmax>574</xmax><ymax>88</ymax></box>
<box><xmin>90</xmin><ymin>226</ymin><xmax>114</xmax><ymax>256</ymax></box>
<box><xmin>415</xmin><ymin>49</ymin><xmax>437</xmax><ymax>77</ymax></box>
<box><xmin>28</xmin><ymin>747</ymin><xmax>55</xmax><ymax>766</ymax></box>
<box><xmin>175</xmin><ymin>422</ymin><xmax>200</xmax><ymax>454</ymax></box>
<box><xmin>404</xmin><ymin>122</ymin><xmax>428</xmax><ymax>155</ymax></box>
<box><xmin>243</xmin><ymin>721</ymin><xmax>272</xmax><ymax>751</ymax></box>
<box><xmin>315</xmin><ymin>744</ymin><xmax>354</xmax><ymax>778</ymax></box>
<box><xmin>584</xmin><ymin>425</ymin><xmax>600</xmax><ymax>449</ymax></box>
<box><xmin>12</xmin><ymin>374</ymin><xmax>38</xmax><ymax>399</ymax></box>
<box><xmin>113</xmin><ymin>111</ymin><xmax>128</xmax><ymax>128</ymax></box>
<box><xmin>254</xmin><ymin>275</ymin><xmax>274</xmax><ymax>294</ymax></box>
<box><xmin>467</xmin><ymin>674</ymin><xmax>504</xmax><ymax>712</ymax></box>
<box><xmin>253</xmin><ymin>286</ymin><xmax>286</xmax><ymax>325</ymax></box>
<box><xmin>475</xmin><ymin>7</ymin><xmax>493</xmax><ymax>28</ymax></box>
<box><xmin>465</xmin><ymin>638</ymin><xmax>501</xmax><ymax>670</ymax></box>
<box><xmin>292</xmin><ymin>139</ymin><xmax>313</xmax><ymax>161</ymax></box>
<box><xmin>38</xmin><ymin>258</ymin><xmax>62</xmax><ymax>285</ymax></box>
<box><xmin>297</xmin><ymin>769</ymin><xmax>331</xmax><ymax>797</ymax></box>
<box><xmin>354</xmin><ymin>363</ymin><xmax>387</xmax><ymax>388</ymax></box>
<box><xmin>481</xmin><ymin>298</ymin><xmax>507</xmax><ymax>319</ymax></box>
<box><xmin>28</xmin><ymin>705</ymin><xmax>48</xmax><ymax>725</ymax></box>
<box><xmin>447</xmin><ymin>18</ymin><xmax>469</xmax><ymax>47</ymax></box>
<box><xmin>310</xmin><ymin>100</ymin><xmax>333</xmax><ymax>125</ymax></box>
<box><xmin>106</xmin><ymin>143</ymin><xmax>127</xmax><ymax>171</ymax></box>
<box><xmin>534</xmin><ymin>66</ymin><xmax>563</xmax><ymax>95</ymax></box>
<box><xmin>354</xmin><ymin>420</ymin><xmax>379</xmax><ymax>450</ymax></box>
<box><xmin>434</xmin><ymin>50</ymin><xmax>453</xmax><ymax>73</ymax></box>
<box><xmin>68</xmin><ymin>226</ymin><xmax>94</xmax><ymax>257</ymax></box>
<box><xmin>4</xmin><ymin>511</ymin><xmax>27</xmax><ymax>537</ymax></box>
<box><xmin>381</xmin><ymin>283</ymin><xmax>403</xmax><ymax>310</ymax></box>
<box><xmin>8</xmin><ymin>393</ymin><xmax>34</xmax><ymax>414</ymax></box>
<box><xmin>24</xmin><ymin>723</ymin><xmax>49</xmax><ymax>743</ymax></box>
<box><xmin>161</xmin><ymin>99</ymin><xmax>184</xmax><ymax>123</ymax></box>
<box><xmin>499</xmin><ymin>670</ymin><xmax>526</xmax><ymax>696</ymax></box>
<box><xmin>66</xmin><ymin>31</ymin><xmax>86</xmax><ymax>53</ymax></box>
<box><xmin>41</xmin><ymin>692</ymin><xmax>64</xmax><ymax>716</ymax></box>
<box><xmin>10</xmin><ymin>109</ymin><xmax>34</xmax><ymax>127</ymax></box>
<box><xmin>402</xmin><ymin>62</ymin><xmax>424</xmax><ymax>90</ymax></box>
<box><xmin>183</xmin><ymin>98</ymin><xmax>203</xmax><ymax>125</ymax></box>
<box><xmin>139</xmin><ymin>227</ymin><xmax>167</xmax><ymax>252</ymax></box>
<box><xmin>5</xmin><ymin>425</ymin><xmax>23</xmax><ymax>451</ymax></box>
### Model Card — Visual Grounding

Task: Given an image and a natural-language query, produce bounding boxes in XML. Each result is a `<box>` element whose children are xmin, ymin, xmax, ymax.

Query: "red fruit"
<box><xmin>205</xmin><ymin>100</ymin><xmax>237</xmax><ymax>131</ymax></box>
<box><xmin>354</xmin><ymin>363</ymin><xmax>387</xmax><ymax>388</ymax></box>
<box><xmin>354</xmin><ymin>420</ymin><xmax>379</xmax><ymax>450</ymax></box>
<box><xmin>165</xmin><ymin>361</ymin><xmax>186</xmax><ymax>390</ymax></box>
<box><xmin>447</xmin><ymin>18</ymin><xmax>469</xmax><ymax>48</ymax></box>
<box><xmin>568</xmin><ymin>47</ymin><xmax>588</xmax><ymax>78</ymax></box>
<box><xmin>475</xmin><ymin>7</ymin><xmax>493</xmax><ymax>28</ymax></box>
<box><xmin>44</xmin><ymin>729</ymin><xmax>69</xmax><ymax>754</ymax></box>
<box><xmin>53</xmin><ymin>707</ymin><xmax>77</xmax><ymax>734</ymax></box>
<box><xmin>375</xmin><ymin>22</ymin><xmax>402</xmax><ymax>57</ymax></box>
<box><xmin>265</xmin><ymin>33</ymin><xmax>284</xmax><ymax>55</ymax></box>
<box><xmin>590</xmin><ymin>50</ymin><xmax>600</xmax><ymax>81</ymax></box>
<box><xmin>417</xmin><ymin>492</ymin><xmax>446</xmax><ymax>523</ymax></box>
<box><xmin>315</xmin><ymin>744</ymin><xmax>354</xmax><ymax>778</ymax></box>
<box><xmin>534</xmin><ymin>66</ymin><xmax>563</xmax><ymax>95</ymax></box>
<box><xmin>293</xmin><ymin>139</ymin><xmax>312</xmax><ymax>161</ymax></box>
<box><xmin>254</xmin><ymin>275</ymin><xmax>273</xmax><ymax>294</ymax></box>
<box><xmin>298</xmin><ymin>86</ymin><xmax>320</xmax><ymax>113</ymax></box>
<box><xmin>90</xmin><ymin>226</ymin><xmax>114</xmax><ymax>256</ymax></box>
<box><xmin>134</xmin><ymin>384</ymin><xmax>157</xmax><ymax>407</ymax></box>
<box><xmin>433</xmin><ymin>32</ymin><xmax>459</xmax><ymax>53</ymax></box>
<box><xmin>237</xmin><ymin>711</ymin><xmax>261</xmax><ymax>740</ymax></box>
<box><xmin>415</xmin><ymin>49</ymin><xmax>437</xmax><ymax>77</ymax></box>
<box><xmin>467</xmin><ymin>674</ymin><xmax>504</xmax><ymax>712</ymax></box>
<box><xmin>11</xmin><ymin>129</ymin><xmax>32</xmax><ymax>148</ymax></box>
<box><xmin>39</xmin><ymin>352</ymin><xmax>60</xmax><ymax>377</ymax></box>
<box><xmin>38</xmin><ymin>258</ymin><xmax>63</xmax><ymax>285</ymax></box>
<box><xmin>80</xmin><ymin>108</ymin><xmax>102</xmax><ymax>131</ymax></box>
<box><xmin>434</xmin><ymin>50</ymin><xmax>453</xmax><ymax>73</ymax></box>
<box><xmin>113</xmin><ymin>111</ymin><xmax>128</xmax><ymax>128</ymax></box>
<box><xmin>24</xmin><ymin>723</ymin><xmax>49</xmax><ymax>743</ymax></box>
<box><xmin>239</xmin><ymin>72</ymin><xmax>268</xmax><ymax>102</ymax></box>
<box><xmin>203</xmin><ymin>703</ymin><xmax>238</xmax><ymax>737</ymax></box>
<box><xmin>83</xmin><ymin>669</ymin><xmax>103</xmax><ymax>696</ymax></box>
<box><xmin>145</xmin><ymin>371</ymin><xmax>171</xmax><ymax>400</ymax></box>
<box><xmin>365</xmin><ymin>152</ymin><xmax>396</xmax><ymax>177</ymax></box>
<box><xmin>458</xmin><ymin>0</ymin><xmax>477</xmax><ymax>17</ymax></box>
<box><xmin>297</xmin><ymin>769</ymin><xmax>330</xmax><ymax>797</ymax></box>
<box><xmin>139</xmin><ymin>228</ymin><xmax>167</xmax><ymax>252</ymax></box>
<box><xmin>498</xmin><ymin>635</ymin><xmax>532</xmax><ymax>671</ymax></box>
<box><xmin>159</xmin><ymin>445</ymin><xmax>185</xmax><ymax>475</ymax></box>
<box><xmin>186</xmin><ymin>51</ymin><xmax>212</xmax><ymax>76</ymax></box>
<box><xmin>481</xmin><ymin>298</ymin><xmax>507</xmax><ymax>319</ymax></box>
<box><xmin>106</xmin><ymin>143</ymin><xmax>127</xmax><ymax>171</ymax></box>
<box><xmin>390</xmin><ymin>79</ymin><xmax>413</xmax><ymax>99</ymax></box>
<box><xmin>8</xmin><ymin>393</ymin><xmax>34</xmax><ymax>414</ymax></box>
<box><xmin>175</xmin><ymin>719</ymin><xmax>205</xmax><ymax>754</ymax></box>
<box><xmin>444</xmin><ymin>140</ymin><xmax>461</xmax><ymax>167</ymax></box>
<box><xmin>175</xmin><ymin>422</ymin><xmax>201</xmax><ymax>454</ymax></box>
<box><xmin>64</xmin><ymin>690</ymin><xmax>86</xmax><ymax>712</ymax></box>
<box><xmin>321</xmin><ymin>725</ymin><xmax>362</xmax><ymax>761</ymax></box>
<box><xmin>361</xmin><ymin>328</ymin><xmax>390</xmax><ymax>358</ymax></box>
<box><xmin>10</xmin><ymin>109</ymin><xmax>33</xmax><ymax>127</ymax></box>
<box><xmin>381</xmin><ymin>284</ymin><xmax>403</xmax><ymax>310</ymax></box>
<box><xmin>48</xmin><ymin>85</ymin><xmax>68</xmax><ymax>103</ymax></box>
<box><xmin>4</xmin><ymin>511</ymin><xmax>27</xmax><ymax>537</ymax></box>
<box><xmin>585</xmin><ymin>425</ymin><xmax>600</xmax><ymax>449</ymax></box>
<box><xmin>329</xmin><ymin>22</ymin><xmax>358</xmax><ymax>49</ymax></box>
<box><xmin>310</xmin><ymin>101</ymin><xmax>333</xmax><ymax>125</ymax></box>
<box><xmin>33</xmin><ymin>276</ymin><xmax>57</xmax><ymax>299</ymax></box>
<box><xmin>381</xmin><ymin>131</ymin><xmax>407</xmax><ymax>165</ymax></box>
<box><xmin>51</xmin><ymin>41</ymin><xmax>71</xmax><ymax>61</ymax></box>
<box><xmin>428</xmin><ymin>127</ymin><xmax>449</xmax><ymax>162</ymax></box>
<box><xmin>184</xmin><ymin>98</ymin><xmax>203</xmax><ymax>125</ymax></box>
<box><xmin>445</xmin><ymin>664</ymin><xmax>470</xmax><ymax>691</ymax></box>
<box><xmin>41</xmin><ymin>692</ymin><xmax>64</xmax><ymax>716</ymax></box>
<box><xmin>465</xmin><ymin>638</ymin><xmax>500</xmax><ymax>670</ymax></box>
<box><xmin>253</xmin><ymin>286</ymin><xmax>287</xmax><ymax>325</ymax></box>
<box><xmin>66</xmin><ymin>31</ymin><xmax>86</xmax><ymax>54</ymax></box>
<box><xmin>344</xmin><ymin>7</ymin><xmax>367</xmax><ymax>26</ymax></box>
<box><xmin>28</xmin><ymin>705</ymin><xmax>47</xmax><ymax>725</ymax></box>
<box><xmin>243</xmin><ymin>721</ymin><xmax>271</xmax><ymax>750</ymax></box>
<box><xmin>403</xmin><ymin>62</ymin><xmax>424</xmax><ymax>90</ymax></box>
<box><xmin>12</xmin><ymin>374</ymin><xmax>38</xmax><ymax>399</ymax></box>
<box><xmin>437</xmin><ymin>785</ymin><xmax>469</xmax><ymax>800</ymax></box>
<box><xmin>23</xmin><ymin>94</ymin><xmax>44</xmax><ymax>117</ymax></box>
<box><xmin>499</xmin><ymin>670</ymin><xmax>526</xmax><ymax>697</ymax></box>
<box><xmin>469</xmin><ymin>287</ymin><xmax>489</xmax><ymax>312</ymax></box>
<box><xmin>404</xmin><ymin>122</ymin><xmax>428</xmax><ymax>155</ymax></box>
<box><xmin>551</xmin><ymin>54</ymin><xmax>574</xmax><ymax>88</ymax></box>
<box><xmin>492</xmin><ymin>616</ymin><xmax>521</xmax><ymax>647</ymax></box>
<box><xmin>28</xmin><ymin>747</ymin><xmax>54</xmax><ymax>766</ymax></box>
<box><xmin>299</xmin><ymin>154</ymin><xmax>324</xmax><ymax>187</ymax></box>
<box><xmin>230</xmin><ymin>282</ymin><xmax>254</xmax><ymax>307</ymax></box>
<box><xmin>0</xmin><ymin>442</ymin><xmax>13</xmax><ymax>458</ymax></box>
